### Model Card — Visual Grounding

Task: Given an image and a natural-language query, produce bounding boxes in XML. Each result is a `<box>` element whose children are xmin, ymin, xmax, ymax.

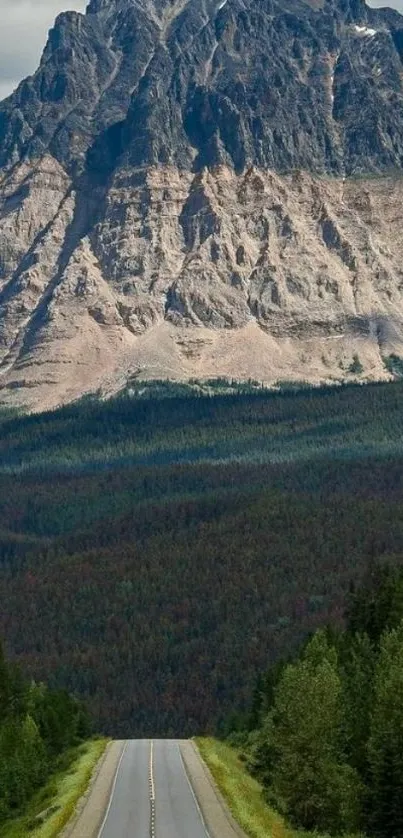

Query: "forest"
<box><xmin>229</xmin><ymin>565</ymin><xmax>403</xmax><ymax>838</ymax></box>
<box><xmin>0</xmin><ymin>640</ymin><xmax>89</xmax><ymax>822</ymax></box>
<box><xmin>0</xmin><ymin>379</ymin><xmax>403</xmax><ymax>735</ymax></box>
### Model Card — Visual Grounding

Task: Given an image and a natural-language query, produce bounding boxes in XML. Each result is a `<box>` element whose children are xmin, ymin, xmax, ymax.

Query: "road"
<box><xmin>98</xmin><ymin>739</ymin><xmax>208</xmax><ymax>838</ymax></box>
<box><xmin>66</xmin><ymin>739</ymin><xmax>244</xmax><ymax>838</ymax></box>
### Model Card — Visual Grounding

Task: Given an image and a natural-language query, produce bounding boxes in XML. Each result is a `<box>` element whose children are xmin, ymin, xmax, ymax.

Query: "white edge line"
<box><xmin>178</xmin><ymin>743</ymin><xmax>212</xmax><ymax>838</ymax></box>
<box><xmin>97</xmin><ymin>741</ymin><xmax>128</xmax><ymax>838</ymax></box>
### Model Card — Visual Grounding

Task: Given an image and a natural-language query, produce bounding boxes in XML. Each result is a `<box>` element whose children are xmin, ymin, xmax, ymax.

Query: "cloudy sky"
<box><xmin>0</xmin><ymin>0</ymin><xmax>403</xmax><ymax>101</ymax></box>
<box><xmin>0</xmin><ymin>0</ymin><xmax>86</xmax><ymax>100</ymax></box>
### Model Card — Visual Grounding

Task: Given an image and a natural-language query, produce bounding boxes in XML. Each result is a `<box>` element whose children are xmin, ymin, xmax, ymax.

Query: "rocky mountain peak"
<box><xmin>2</xmin><ymin>0</ymin><xmax>403</xmax><ymax>177</ymax></box>
<box><xmin>0</xmin><ymin>0</ymin><xmax>403</xmax><ymax>409</ymax></box>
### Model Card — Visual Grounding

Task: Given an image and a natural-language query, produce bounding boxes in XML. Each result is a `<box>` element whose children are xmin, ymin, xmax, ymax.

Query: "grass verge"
<box><xmin>195</xmin><ymin>737</ymin><xmax>360</xmax><ymax>838</ymax></box>
<box><xmin>0</xmin><ymin>738</ymin><xmax>108</xmax><ymax>838</ymax></box>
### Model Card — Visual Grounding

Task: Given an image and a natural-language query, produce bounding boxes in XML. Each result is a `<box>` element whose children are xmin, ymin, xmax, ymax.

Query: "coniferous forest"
<box><xmin>1</xmin><ymin>380</ymin><xmax>403</xmax><ymax>739</ymax></box>
<box><xmin>231</xmin><ymin>565</ymin><xmax>403</xmax><ymax>838</ymax></box>
<box><xmin>0</xmin><ymin>640</ymin><xmax>89</xmax><ymax>822</ymax></box>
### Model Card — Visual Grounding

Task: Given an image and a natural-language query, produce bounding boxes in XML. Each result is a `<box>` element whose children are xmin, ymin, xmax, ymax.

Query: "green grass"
<box><xmin>0</xmin><ymin>738</ymin><xmax>108</xmax><ymax>838</ymax></box>
<box><xmin>195</xmin><ymin>737</ymin><xmax>361</xmax><ymax>838</ymax></box>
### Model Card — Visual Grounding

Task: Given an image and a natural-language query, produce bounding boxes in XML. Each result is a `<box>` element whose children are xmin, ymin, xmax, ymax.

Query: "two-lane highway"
<box><xmin>67</xmin><ymin>738</ymin><xmax>244</xmax><ymax>838</ymax></box>
<box><xmin>97</xmin><ymin>740</ymin><xmax>209</xmax><ymax>838</ymax></box>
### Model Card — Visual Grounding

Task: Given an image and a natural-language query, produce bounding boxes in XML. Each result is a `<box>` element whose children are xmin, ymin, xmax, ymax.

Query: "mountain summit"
<box><xmin>1</xmin><ymin>0</ymin><xmax>403</xmax><ymax>408</ymax></box>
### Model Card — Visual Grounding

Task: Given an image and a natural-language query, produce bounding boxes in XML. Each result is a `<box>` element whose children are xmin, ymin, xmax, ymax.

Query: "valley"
<box><xmin>1</xmin><ymin>381</ymin><xmax>403</xmax><ymax>736</ymax></box>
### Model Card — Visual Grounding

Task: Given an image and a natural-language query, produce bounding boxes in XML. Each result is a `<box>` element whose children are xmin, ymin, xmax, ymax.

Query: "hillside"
<box><xmin>0</xmin><ymin>638</ymin><xmax>96</xmax><ymax>833</ymax></box>
<box><xmin>1</xmin><ymin>381</ymin><xmax>403</xmax><ymax>735</ymax></box>
<box><xmin>1</xmin><ymin>0</ymin><xmax>403</xmax><ymax>405</ymax></box>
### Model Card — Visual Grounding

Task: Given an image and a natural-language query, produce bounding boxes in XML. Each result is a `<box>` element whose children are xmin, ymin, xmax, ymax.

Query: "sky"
<box><xmin>0</xmin><ymin>0</ymin><xmax>86</xmax><ymax>100</ymax></box>
<box><xmin>0</xmin><ymin>0</ymin><xmax>403</xmax><ymax>101</ymax></box>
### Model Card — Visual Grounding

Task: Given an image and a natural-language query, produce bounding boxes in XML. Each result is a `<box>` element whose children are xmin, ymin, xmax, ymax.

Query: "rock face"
<box><xmin>1</xmin><ymin>0</ymin><xmax>403</xmax><ymax>408</ymax></box>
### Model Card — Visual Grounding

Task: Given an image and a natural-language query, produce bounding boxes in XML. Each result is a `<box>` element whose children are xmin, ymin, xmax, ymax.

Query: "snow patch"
<box><xmin>218</xmin><ymin>0</ymin><xmax>228</xmax><ymax>8</ymax></box>
<box><xmin>329</xmin><ymin>52</ymin><xmax>339</xmax><ymax>113</ymax></box>
<box><xmin>354</xmin><ymin>25</ymin><xmax>377</xmax><ymax>37</ymax></box>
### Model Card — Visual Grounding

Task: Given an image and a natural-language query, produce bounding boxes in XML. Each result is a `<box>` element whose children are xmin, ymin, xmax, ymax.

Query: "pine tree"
<box><xmin>340</xmin><ymin>631</ymin><xmax>375</xmax><ymax>778</ymax></box>
<box><xmin>0</xmin><ymin>641</ymin><xmax>10</xmax><ymax>722</ymax></box>
<box><xmin>19</xmin><ymin>715</ymin><xmax>48</xmax><ymax>793</ymax></box>
<box><xmin>0</xmin><ymin>641</ymin><xmax>89</xmax><ymax>823</ymax></box>
<box><xmin>0</xmin><ymin>715</ymin><xmax>47</xmax><ymax>810</ymax></box>
<box><xmin>247</xmin><ymin>673</ymin><xmax>265</xmax><ymax>731</ymax></box>
<box><xmin>347</xmin><ymin>565</ymin><xmax>403</xmax><ymax>646</ymax></box>
<box><xmin>268</xmin><ymin>631</ymin><xmax>362</xmax><ymax>834</ymax></box>
<box><xmin>368</xmin><ymin>621</ymin><xmax>403</xmax><ymax>837</ymax></box>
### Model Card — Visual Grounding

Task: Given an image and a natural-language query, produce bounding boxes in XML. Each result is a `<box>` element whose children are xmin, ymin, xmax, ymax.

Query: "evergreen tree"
<box><xmin>0</xmin><ymin>640</ymin><xmax>91</xmax><ymax>823</ymax></box>
<box><xmin>368</xmin><ymin>621</ymin><xmax>403</xmax><ymax>837</ymax></box>
<box><xmin>31</xmin><ymin>687</ymin><xmax>86</xmax><ymax>755</ymax></box>
<box><xmin>0</xmin><ymin>641</ymin><xmax>10</xmax><ymax>722</ymax></box>
<box><xmin>347</xmin><ymin>566</ymin><xmax>403</xmax><ymax>646</ymax></box>
<box><xmin>340</xmin><ymin>631</ymin><xmax>375</xmax><ymax>778</ymax></box>
<box><xmin>268</xmin><ymin>631</ymin><xmax>362</xmax><ymax>834</ymax></box>
<box><xmin>247</xmin><ymin>673</ymin><xmax>266</xmax><ymax>731</ymax></box>
<box><xmin>0</xmin><ymin>716</ymin><xmax>47</xmax><ymax>811</ymax></box>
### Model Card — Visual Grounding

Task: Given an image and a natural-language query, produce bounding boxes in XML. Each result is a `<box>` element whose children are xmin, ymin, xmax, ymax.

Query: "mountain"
<box><xmin>1</xmin><ymin>0</ymin><xmax>403</xmax><ymax>409</ymax></box>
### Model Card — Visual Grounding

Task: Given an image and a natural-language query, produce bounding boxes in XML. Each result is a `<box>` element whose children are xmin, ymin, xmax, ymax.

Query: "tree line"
<box><xmin>230</xmin><ymin>565</ymin><xmax>403</xmax><ymax>838</ymax></box>
<box><xmin>0</xmin><ymin>640</ymin><xmax>90</xmax><ymax>822</ymax></box>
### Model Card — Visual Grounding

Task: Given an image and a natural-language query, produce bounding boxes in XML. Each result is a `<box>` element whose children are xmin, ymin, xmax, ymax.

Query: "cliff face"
<box><xmin>1</xmin><ymin>0</ymin><xmax>403</xmax><ymax>408</ymax></box>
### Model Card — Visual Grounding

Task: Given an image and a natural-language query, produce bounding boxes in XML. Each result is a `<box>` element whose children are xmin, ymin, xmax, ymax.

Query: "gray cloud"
<box><xmin>0</xmin><ymin>1</ymin><xmax>86</xmax><ymax>99</ymax></box>
<box><xmin>370</xmin><ymin>0</ymin><xmax>403</xmax><ymax>6</ymax></box>
<box><xmin>0</xmin><ymin>0</ymin><xmax>403</xmax><ymax>102</ymax></box>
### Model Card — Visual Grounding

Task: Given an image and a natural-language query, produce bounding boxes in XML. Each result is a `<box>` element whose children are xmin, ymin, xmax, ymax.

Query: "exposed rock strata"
<box><xmin>0</xmin><ymin>157</ymin><xmax>402</xmax><ymax>409</ymax></box>
<box><xmin>1</xmin><ymin>0</ymin><xmax>403</xmax><ymax>408</ymax></box>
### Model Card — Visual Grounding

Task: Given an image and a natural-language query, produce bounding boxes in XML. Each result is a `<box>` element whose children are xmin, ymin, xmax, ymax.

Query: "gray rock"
<box><xmin>1</xmin><ymin>0</ymin><xmax>403</xmax><ymax>408</ymax></box>
<box><xmin>2</xmin><ymin>0</ymin><xmax>403</xmax><ymax>177</ymax></box>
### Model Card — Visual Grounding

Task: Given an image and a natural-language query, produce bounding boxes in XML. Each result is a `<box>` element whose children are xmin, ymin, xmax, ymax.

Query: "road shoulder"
<box><xmin>62</xmin><ymin>740</ymin><xmax>125</xmax><ymax>838</ymax></box>
<box><xmin>180</xmin><ymin>739</ymin><xmax>248</xmax><ymax>838</ymax></box>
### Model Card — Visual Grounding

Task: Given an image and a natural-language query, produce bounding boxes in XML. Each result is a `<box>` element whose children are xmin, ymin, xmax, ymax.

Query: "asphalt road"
<box><xmin>98</xmin><ymin>739</ymin><xmax>210</xmax><ymax>838</ymax></box>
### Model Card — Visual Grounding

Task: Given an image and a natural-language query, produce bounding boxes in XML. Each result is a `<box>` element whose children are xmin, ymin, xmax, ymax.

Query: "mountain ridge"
<box><xmin>4</xmin><ymin>0</ymin><xmax>403</xmax><ymax>177</ymax></box>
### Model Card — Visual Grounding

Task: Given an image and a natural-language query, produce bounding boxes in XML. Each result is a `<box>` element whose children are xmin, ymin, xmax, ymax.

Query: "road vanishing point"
<box><xmin>67</xmin><ymin>739</ymin><xmax>245</xmax><ymax>838</ymax></box>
